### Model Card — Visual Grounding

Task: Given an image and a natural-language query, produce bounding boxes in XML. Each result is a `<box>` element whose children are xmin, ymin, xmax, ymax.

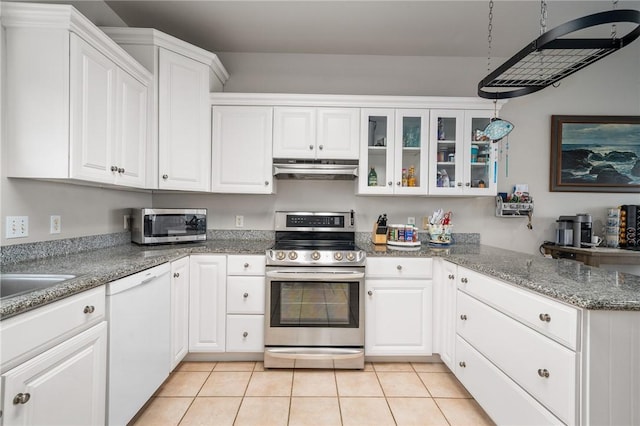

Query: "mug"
<box><xmin>591</xmin><ymin>235</ymin><xmax>603</xmax><ymax>246</ymax></box>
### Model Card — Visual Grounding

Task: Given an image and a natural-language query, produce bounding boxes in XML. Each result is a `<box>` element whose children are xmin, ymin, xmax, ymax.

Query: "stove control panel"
<box><xmin>266</xmin><ymin>249</ymin><xmax>365</xmax><ymax>266</ymax></box>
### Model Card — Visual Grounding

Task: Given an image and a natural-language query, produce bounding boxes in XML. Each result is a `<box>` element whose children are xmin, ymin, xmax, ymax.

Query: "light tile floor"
<box><xmin>132</xmin><ymin>361</ymin><xmax>494</xmax><ymax>426</ymax></box>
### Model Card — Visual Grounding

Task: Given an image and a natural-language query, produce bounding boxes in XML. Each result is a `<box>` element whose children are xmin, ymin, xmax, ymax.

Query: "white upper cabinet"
<box><xmin>428</xmin><ymin>110</ymin><xmax>497</xmax><ymax>196</ymax></box>
<box><xmin>158</xmin><ymin>49</ymin><xmax>211</xmax><ymax>191</ymax></box>
<box><xmin>358</xmin><ymin>108</ymin><xmax>429</xmax><ymax>195</ymax></box>
<box><xmin>273</xmin><ymin>107</ymin><xmax>359</xmax><ymax>159</ymax></box>
<box><xmin>211</xmin><ymin>106</ymin><xmax>274</xmax><ymax>194</ymax></box>
<box><xmin>3</xmin><ymin>3</ymin><xmax>151</xmax><ymax>189</ymax></box>
<box><xmin>101</xmin><ymin>27</ymin><xmax>230</xmax><ymax>191</ymax></box>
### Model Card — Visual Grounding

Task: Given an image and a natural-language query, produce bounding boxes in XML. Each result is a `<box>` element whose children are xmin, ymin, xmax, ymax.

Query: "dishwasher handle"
<box><xmin>106</xmin><ymin>263</ymin><xmax>171</xmax><ymax>296</ymax></box>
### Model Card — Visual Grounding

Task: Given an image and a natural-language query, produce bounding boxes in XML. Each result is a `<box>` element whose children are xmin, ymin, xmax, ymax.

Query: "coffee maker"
<box><xmin>556</xmin><ymin>214</ymin><xmax>592</xmax><ymax>247</ymax></box>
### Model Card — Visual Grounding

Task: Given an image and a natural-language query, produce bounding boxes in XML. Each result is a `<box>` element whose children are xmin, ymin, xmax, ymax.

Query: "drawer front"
<box><xmin>457</xmin><ymin>291</ymin><xmax>576</xmax><ymax>424</ymax></box>
<box><xmin>226</xmin><ymin>315</ymin><xmax>265</xmax><ymax>352</ymax></box>
<box><xmin>1</xmin><ymin>286</ymin><xmax>106</xmax><ymax>371</ymax></box>
<box><xmin>455</xmin><ymin>336</ymin><xmax>563</xmax><ymax>426</ymax></box>
<box><xmin>227</xmin><ymin>255</ymin><xmax>266</xmax><ymax>276</ymax></box>
<box><xmin>366</xmin><ymin>257</ymin><xmax>432</xmax><ymax>279</ymax></box>
<box><xmin>458</xmin><ymin>267</ymin><xmax>579</xmax><ymax>350</ymax></box>
<box><xmin>227</xmin><ymin>277</ymin><xmax>265</xmax><ymax>314</ymax></box>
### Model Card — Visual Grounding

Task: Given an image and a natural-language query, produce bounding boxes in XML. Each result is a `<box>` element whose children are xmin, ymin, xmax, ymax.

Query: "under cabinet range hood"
<box><xmin>273</xmin><ymin>159</ymin><xmax>359</xmax><ymax>180</ymax></box>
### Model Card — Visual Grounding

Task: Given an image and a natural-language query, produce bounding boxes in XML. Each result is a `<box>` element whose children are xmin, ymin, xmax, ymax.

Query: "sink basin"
<box><xmin>0</xmin><ymin>274</ymin><xmax>77</xmax><ymax>300</ymax></box>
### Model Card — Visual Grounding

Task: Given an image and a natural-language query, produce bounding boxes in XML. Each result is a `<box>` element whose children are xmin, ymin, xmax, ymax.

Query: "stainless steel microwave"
<box><xmin>131</xmin><ymin>208</ymin><xmax>207</xmax><ymax>245</ymax></box>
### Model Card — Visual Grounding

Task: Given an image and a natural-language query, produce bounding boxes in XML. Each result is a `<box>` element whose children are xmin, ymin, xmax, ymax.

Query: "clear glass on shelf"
<box><xmin>469</xmin><ymin>117</ymin><xmax>492</xmax><ymax>189</ymax></box>
<box><xmin>433</xmin><ymin>114</ymin><xmax>459</xmax><ymax>190</ymax></box>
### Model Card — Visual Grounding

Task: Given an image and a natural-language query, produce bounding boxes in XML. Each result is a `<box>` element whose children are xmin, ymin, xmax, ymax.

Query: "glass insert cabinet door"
<box><xmin>465</xmin><ymin>111</ymin><xmax>497</xmax><ymax>195</ymax></box>
<box><xmin>359</xmin><ymin>108</ymin><xmax>428</xmax><ymax>195</ymax></box>
<box><xmin>429</xmin><ymin>110</ymin><xmax>465</xmax><ymax>194</ymax></box>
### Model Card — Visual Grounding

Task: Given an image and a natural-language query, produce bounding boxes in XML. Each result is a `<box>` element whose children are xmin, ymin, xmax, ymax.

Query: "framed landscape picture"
<box><xmin>550</xmin><ymin>115</ymin><xmax>640</xmax><ymax>193</ymax></box>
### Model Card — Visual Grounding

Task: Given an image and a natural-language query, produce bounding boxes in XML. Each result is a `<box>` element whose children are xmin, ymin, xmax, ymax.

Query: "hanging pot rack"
<box><xmin>478</xmin><ymin>8</ymin><xmax>640</xmax><ymax>99</ymax></box>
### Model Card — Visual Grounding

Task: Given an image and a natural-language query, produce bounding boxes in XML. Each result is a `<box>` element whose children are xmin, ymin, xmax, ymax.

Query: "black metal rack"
<box><xmin>478</xmin><ymin>9</ymin><xmax>640</xmax><ymax>99</ymax></box>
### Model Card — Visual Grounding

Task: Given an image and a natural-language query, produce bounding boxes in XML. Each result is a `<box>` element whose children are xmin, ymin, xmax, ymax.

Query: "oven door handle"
<box><xmin>266</xmin><ymin>270</ymin><xmax>365</xmax><ymax>280</ymax></box>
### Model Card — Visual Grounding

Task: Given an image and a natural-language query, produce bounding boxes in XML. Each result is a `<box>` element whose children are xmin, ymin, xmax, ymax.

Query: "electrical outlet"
<box><xmin>6</xmin><ymin>216</ymin><xmax>29</xmax><ymax>238</ymax></box>
<box><xmin>124</xmin><ymin>215</ymin><xmax>130</xmax><ymax>230</ymax></box>
<box><xmin>235</xmin><ymin>215</ymin><xmax>244</xmax><ymax>228</ymax></box>
<box><xmin>50</xmin><ymin>215</ymin><xmax>61</xmax><ymax>234</ymax></box>
<box><xmin>407</xmin><ymin>216</ymin><xmax>416</xmax><ymax>225</ymax></box>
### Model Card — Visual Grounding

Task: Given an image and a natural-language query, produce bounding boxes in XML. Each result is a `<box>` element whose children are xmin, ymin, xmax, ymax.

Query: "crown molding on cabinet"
<box><xmin>1</xmin><ymin>2</ymin><xmax>152</xmax><ymax>84</ymax></box>
<box><xmin>101</xmin><ymin>27</ymin><xmax>230</xmax><ymax>85</ymax></box>
<box><xmin>209</xmin><ymin>92</ymin><xmax>507</xmax><ymax>110</ymax></box>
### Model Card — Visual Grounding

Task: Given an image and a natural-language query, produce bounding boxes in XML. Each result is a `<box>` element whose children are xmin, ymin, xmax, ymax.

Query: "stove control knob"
<box><xmin>311</xmin><ymin>251</ymin><xmax>321</xmax><ymax>261</ymax></box>
<box><xmin>334</xmin><ymin>252</ymin><xmax>343</xmax><ymax>261</ymax></box>
<box><xmin>346</xmin><ymin>252</ymin><xmax>356</xmax><ymax>262</ymax></box>
<box><xmin>288</xmin><ymin>251</ymin><xmax>298</xmax><ymax>260</ymax></box>
<box><xmin>276</xmin><ymin>251</ymin><xmax>286</xmax><ymax>261</ymax></box>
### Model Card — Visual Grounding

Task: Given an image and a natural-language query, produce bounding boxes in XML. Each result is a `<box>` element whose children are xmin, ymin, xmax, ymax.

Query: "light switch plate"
<box><xmin>50</xmin><ymin>215</ymin><xmax>61</xmax><ymax>234</ymax></box>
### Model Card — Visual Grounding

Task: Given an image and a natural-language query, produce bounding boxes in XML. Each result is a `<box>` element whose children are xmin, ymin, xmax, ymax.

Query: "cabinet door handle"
<box><xmin>243</xmin><ymin>331</ymin><xmax>249</xmax><ymax>338</ymax></box>
<box><xmin>244</xmin><ymin>263</ymin><xmax>250</xmax><ymax>268</ymax></box>
<box><xmin>13</xmin><ymin>393</ymin><xmax>30</xmax><ymax>405</ymax></box>
<box><xmin>539</xmin><ymin>313</ymin><xmax>551</xmax><ymax>322</ymax></box>
<box><xmin>265</xmin><ymin>181</ymin><xmax>269</xmax><ymax>186</ymax></box>
<box><xmin>457</xmin><ymin>182</ymin><xmax>463</xmax><ymax>187</ymax></box>
<box><xmin>243</xmin><ymin>292</ymin><xmax>249</xmax><ymax>298</ymax></box>
<box><xmin>309</xmin><ymin>145</ymin><xmax>314</xmax><ymax>150</ymax></box>
<box><xmin>173</xmin><ymin>272</ymin><xmax>180</xmax><ymax>278</ymax></box>
<box><xmin>448</xmin><ymin>274</ymin><xmax>455</xmax><ymax>279</ymax></box>
<box><xmin>460</xmin><ymin>277</ymin><xmax>468</xmax><ymax>284</ymax></box>
<box><xmin>162</xmin><ymin>174</ymin><xmax>169</xmax><ymax>180</ymax></box>
<box><xmin>537</xmin><ymin>368</ymin><xmax>550</xmax><ymax>378</ymax></box>
<box><xmin>465</xmin><ymin>182</ymin><xmax>470</xmax><ymax>187</ymax></box>
<box><xmin>459</xmin><ymin>361</ymin><xmax>466</xmax><ymax>368</ymax></box>
<box><xmin>318</xmin><ymin>144</ymin><xmax>324</xmax><ymax>150</ymax></box>
<box><xmin>83</xmin><ymin>305</ymin><xmax>95</xmax><ymax>314</ymax></box>
<box><xmin>460</xmin><ymin>314</ymin><xmax>468</xmax><ymax>320</ymax></box>
<box><xmin>118</xmin><ymin>168</ymin><xmax>125</xmax><ymax>174</ymax></box>
<box><xmin>110</xmin><ymin>165</ymin><xmax>118</xmax><ymax>172</ymax></box>
<box><xmin>388</xmin><ymin>181</ymin><xmax>392</xmax><ymax>186</ymax></box>
<box><xmin>396</xmin><ymin>265</ymin><xmax>403</xmax><ymax>271</ymax></box>
<box><xmin>368</xmin><ymin>290</ymin><xmax>373</xmax><ymax>296</ymax></box>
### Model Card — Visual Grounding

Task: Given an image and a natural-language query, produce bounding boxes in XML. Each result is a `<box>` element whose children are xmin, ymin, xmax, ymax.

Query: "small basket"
<box><xmin>426</xmin><ymin>224</ymin><xmax>453</xmax><ymax>245</ymax></box>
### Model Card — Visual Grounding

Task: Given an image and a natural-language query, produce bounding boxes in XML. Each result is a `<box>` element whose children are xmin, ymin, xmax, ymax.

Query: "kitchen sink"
<box><xmin>0</xmin><ymin>274</ymin><xmax>77</xmax><ymax>300</ymax></box>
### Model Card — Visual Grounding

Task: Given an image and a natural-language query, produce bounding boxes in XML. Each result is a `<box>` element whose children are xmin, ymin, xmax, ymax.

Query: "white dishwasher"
<box><xmin>106</xmin><ymin>263</ymin><xmax>171</xmax><ymax>426</ymax></box>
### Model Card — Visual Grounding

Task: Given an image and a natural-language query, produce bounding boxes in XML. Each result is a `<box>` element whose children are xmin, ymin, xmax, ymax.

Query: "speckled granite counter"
<box><xmin>2</xmin><ymin>239</ymin><xmax>639</xmax><ymax>319</ymax></box>
<box><xmin>1</xmin><ymin>240</ymin><xmax>273</xmax><ymax>320</ymax></box>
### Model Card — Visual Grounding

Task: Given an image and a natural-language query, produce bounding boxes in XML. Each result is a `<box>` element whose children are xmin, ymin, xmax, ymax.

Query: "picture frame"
<box><xmin>550</xmin><ymin>115</ymin><xmax>640</xmax><ymax>193</ymax></box>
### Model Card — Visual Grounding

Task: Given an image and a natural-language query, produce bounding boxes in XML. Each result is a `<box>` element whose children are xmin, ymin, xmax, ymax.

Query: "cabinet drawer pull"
<box><xmin>460</xmin><ymin>277</ymin><xmax>468</xmax><ymax>284</ymax></box>
<box><xmin>13</xmin><ymin>393</ymin><xmax>30</xmax><ymax>405</ymax></box>
<box><xmin>396</xmin><ymin>265</ymin><xmax>402</xmax><ymax>271</ymax></box>
<box><xmin>243</xmin><ymin>293</ymin><xmax>249</xmax><ymax>298</ymax></box>
<box><xmin>244</xmin><ymin>263</ymin><xmax>250</xmax><ymax>268</ymax></box>
<box><xmin>173</xmin><ymin>272</ymin><xmax>180</xmax><ymax>278</ymax></box>
<box><xmin>448</xmin><ymin>274</ymin><xmax>455</xmax><ymax>279</ymax></box>
<box><xmin>83</xmin><ymin>305</ymin><xmax>95</xmax><ymax>314</ymax></box>
<box><xmin>460</xmin><ymin>314</ymin><xmax>468</xmax><ymax>320</ymax></box>
<box><xmin>243</xmin><ymin>331</ymin><xmax>248</xmax><ymax>338</ymax></box>
<box><xmin>537</xmin><ymin>368</ymin><xmax>550</xmax><ymax>378</ymax></box>
<box><xmin>539</xmin><ymin>313</ymin><xmax>551</xmax><ymax>322</ymax></box>
<box><xmin>459</xmin><ymin>361</ymin><xmax>466</xmax><ymax>368</ymax></box>
<box><xmin>368</xmin><ymin>290</ymin><xmax>373</xmax><ymax>296</ymax></box>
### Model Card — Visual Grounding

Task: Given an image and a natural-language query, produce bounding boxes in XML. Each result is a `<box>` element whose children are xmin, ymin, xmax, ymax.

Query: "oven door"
<box><xmin>265</xmin><ymin>267</ymin><xmax>365</xmax><ymax>347</ymax></box>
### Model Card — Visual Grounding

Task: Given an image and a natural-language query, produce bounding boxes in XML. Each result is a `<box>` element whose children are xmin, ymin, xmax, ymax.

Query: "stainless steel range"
<box><xmin>264</xmin><ymin>211</ymin><xmax>366</xmax><ymax>369</ymax></box>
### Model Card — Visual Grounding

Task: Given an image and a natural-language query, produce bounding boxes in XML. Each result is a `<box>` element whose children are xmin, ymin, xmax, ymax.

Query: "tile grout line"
<box><xmin>176</xmin><ymin>367</ymin><xmax>214</xmax><ymax>425</ymax></box>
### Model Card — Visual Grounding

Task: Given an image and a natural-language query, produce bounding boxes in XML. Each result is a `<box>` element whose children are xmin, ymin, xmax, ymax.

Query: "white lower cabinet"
<box><xmin>432</xmin><ymin>260</ymin><xmax>457</xmax><ymax>370</ymax></box>
<box><xmin>189</xmin><ymin>255</ymin><xmax>227</xmax><ymax>352</ymax></box>
<box><xmin>2</xmin><ymin>322</ymin><xmax>107</xmax><ymax>426</ymax></box>
<box><xmin>226</xmin><ymin>255</ymin><xmax>266</xmax><ymax>353</ymax></box>
<box><xmin>365</xmin><ymin>257</ymin><xmax>432</xmax><ymax>356</ymax></box>
<box><xmin>455</xmin><ymin>335</ymin><xmax>563</xmax><ymax>425</ymax></box>
<box><xmin>170</xmin><ymin>256</ymin><xmax>190</xmax><ymax>370</ymax></box>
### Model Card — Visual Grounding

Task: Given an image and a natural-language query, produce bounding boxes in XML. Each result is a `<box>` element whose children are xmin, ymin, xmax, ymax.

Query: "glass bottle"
<box><xmin>401</xmin><ymin>168</ymin><xmax>408</xmax><ymax>187</ymax></box>
<box><xmin>408</xmin><ymin>166</ymin><xmax>416</xmax><ymax>187</ymax></box>
<box><xmin>368</xmin><ymin>167</ymin><xmax>377</xmax><ymax>186</ymax></box>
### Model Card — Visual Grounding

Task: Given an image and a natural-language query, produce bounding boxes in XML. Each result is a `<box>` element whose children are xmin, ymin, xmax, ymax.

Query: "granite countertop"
<box><xmin>2</xmin><ymin>239</ymin><xmax>639</xmax><ymax>319</ymax></box>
